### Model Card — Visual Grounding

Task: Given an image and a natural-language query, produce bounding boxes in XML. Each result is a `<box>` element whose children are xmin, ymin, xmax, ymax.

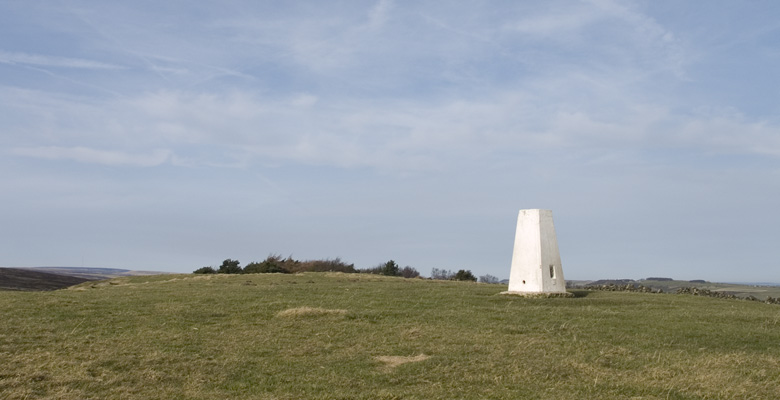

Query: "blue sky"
<box><xmin>2</xmin><ymin>1</ymin><xmax>780</xmax><ymax>282</ymax></box>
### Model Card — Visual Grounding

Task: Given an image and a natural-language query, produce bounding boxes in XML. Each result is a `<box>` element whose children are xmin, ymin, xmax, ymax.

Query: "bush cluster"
<box><xmin>195</xmin><ymin>256</ymin><xmax>356</xmax><ymax>275</ymax></box>
<box><xmin>453</xmin><ymin>269</ymin><xmax>477</xmax><ymax>282</ymax></box>
<box><xmin>195</xmin><ymin>257</ymin><xmax>487</xmax><ymax>282</ymax></box>
<box><xmin>430</xmin><ymin>268</ymin><xmax>477</xmax><ymax>282</ymax></box>
<box><xmin>195</xmin><ymin>256</ymin><xmax>421</xmax><ymax>278</ymax></box>
<box><xmin>358</xmin><ymin>260</ymin><xmax>420</xmax><ymax>278</ymax></box>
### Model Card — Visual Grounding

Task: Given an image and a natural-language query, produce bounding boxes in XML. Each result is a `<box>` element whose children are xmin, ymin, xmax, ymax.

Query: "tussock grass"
<box><xmin>2</xmin><ymin>273</ymin><xmax>780</xmax><ymax>399</ymax></box>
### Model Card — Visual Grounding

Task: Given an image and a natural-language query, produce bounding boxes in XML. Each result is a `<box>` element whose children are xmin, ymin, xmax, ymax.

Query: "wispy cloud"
<box><xmin>0</xmin><ymin>50</ymin><xmax>124</xmax><ymax>69</ymax></box>
<box><xmin>588</xmin><ymin>0</ymin><xmax>688</xmax><ymax>77</ymax></box>
<box><xmin>367</xmin><ymin>0</ymin><xmax>393</xmax><ymax>30</ymax></box>
<box><xmin>504</xmin><ymin>5</ymin><xmax>602</xmax><ymax>37</ymax></box>
<box><xmin>12</xmin><ymin>146</ymin><xmax>171</xmax><ymax>167</ymax></box>
<box><xmin>7</xmin><ymin>85</ymin><xmax>780</xmax><ymax>173</ymax></box>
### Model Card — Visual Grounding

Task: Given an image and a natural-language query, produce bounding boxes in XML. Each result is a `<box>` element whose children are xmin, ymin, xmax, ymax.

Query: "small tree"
<box><xmin>400</xmin><ymin>266</ymin><xmax>420</xmax><ymax>278</ymax></box>
<box><xmin>217</xmin><ymin>259</ymin><xmax>243</xmax><ymax>274</ymax></box>
<box><xmin>380</xmin><ymin>260</ymin><xmax>400</xmax><ymax>276</ymax></box>
<box><xmin>452</xmin><ymin>269</ymin><xmax>477</xmax><ymax>282</ymax></box>
<box><xmin>193</xmin><ymin>266</ymin><xmax>216</xmax><ymax>274</ymax></box>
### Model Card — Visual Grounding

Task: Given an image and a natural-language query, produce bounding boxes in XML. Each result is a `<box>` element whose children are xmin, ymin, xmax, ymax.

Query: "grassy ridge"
<box><xmin>1</xmin><ymin>273</ymin><xmax>779</xmax><ymax>399</ymax></box>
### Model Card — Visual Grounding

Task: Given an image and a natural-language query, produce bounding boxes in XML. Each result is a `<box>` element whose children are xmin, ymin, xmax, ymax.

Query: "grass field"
<box><xmin>1</xmin><ymin>273</ymin><xmax>779</xmax><ymax>399</ymax></box>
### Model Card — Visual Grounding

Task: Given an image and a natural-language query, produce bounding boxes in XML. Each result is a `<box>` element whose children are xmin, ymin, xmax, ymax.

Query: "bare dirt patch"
<box><xmin>375</xmin><ymin>354</ymin><xmax>430</xmax><ymax>369</ymax></box>
<box><xmin>402</xmin><ymin>327</ymin><xmax>423</xmax><ymax>340</ymax></box>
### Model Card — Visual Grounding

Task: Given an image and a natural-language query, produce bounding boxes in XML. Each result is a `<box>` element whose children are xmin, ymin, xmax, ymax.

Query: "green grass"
<box><xmin>2</xmin><ymin>273</ymin><xmax>780</xmax><ymax>399</ymax></box>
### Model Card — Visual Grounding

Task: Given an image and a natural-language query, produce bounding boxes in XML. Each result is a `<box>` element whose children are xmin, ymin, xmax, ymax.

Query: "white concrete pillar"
<box><xmin>507</xmin><ymin>209</ymin><xmax>567</xmax><ymax>294</ymax></box>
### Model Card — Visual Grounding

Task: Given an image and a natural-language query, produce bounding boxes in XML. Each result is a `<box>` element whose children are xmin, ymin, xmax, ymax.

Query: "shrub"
<box><xmin>400</xmin><ymin>266</ymin><xmax>420</xmax><ymax>278</ymax></box>
<box><xmin>479</xmin><ymin>274</ymin><xmax>500</xmax><ymax>284</ymax></box>
<box><xmin>217</xmin><ymin>259</ymin><xmax>243</xmax><ymax>274</ymax></box>
<box><xmin>453</xmin><ymin>270</ymin><xmax>477</xmax><ymax>282</ymax></box>
<box><xmin>193</xmin><ymin>266</ymin><xmax>217</xmax><ymax>274</ymax></box>
<box><xmin>244</xmin><ymin>261</ymin><xmax>289</xmax><ymax>274</ymax></box>
<box><xmin>292</xmin><ymin>257</ymin><xmax>356</xmax><ymax>273</ymax></box>
<box><xmin>357</xmin><ymin>261</ymin><xmax>419</xmax><ymax>278</ymax></box>
<box><xmin>240</xmin><ymin>255</ymin><xmax>358</xmax><ymax>274</ymax></box>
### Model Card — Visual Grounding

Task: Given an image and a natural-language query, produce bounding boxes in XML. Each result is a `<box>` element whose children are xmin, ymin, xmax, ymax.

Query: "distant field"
<box><xmin>0</xmin><ymin>268</ymin><xmax>91</xmax><ymax>291</ymax></box>
<box><xmin>1</xmin><ymin>273</ymin><xmax>779</xmax><ymax>399</ymax></box>
<box><xmin>25</xmin><ymin>267</ymin><xmax>167</xmax><ymax>281</ymax></box>
<box><xmin>0</xmin><ymin>267</ymin><xmax>167</xmax><ymax>291</ymax></box>
<box><xmin>638</xmin><ymin>279</ymin><xmax>780</xmax><ymax>298</ymax></box>
<box><xmin>572</xmin><ymin>278</ymin><xmax>780</xmax><ymax>300</ymax></box>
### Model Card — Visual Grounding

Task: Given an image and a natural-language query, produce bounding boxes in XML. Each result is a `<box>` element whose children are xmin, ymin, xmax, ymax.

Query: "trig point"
<box><xmin>504</xmin><ymin>209</ymin><xmax>570</xmax><ymax>296</ymax></box>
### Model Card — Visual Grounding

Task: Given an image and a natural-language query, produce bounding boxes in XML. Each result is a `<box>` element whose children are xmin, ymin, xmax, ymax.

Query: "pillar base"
<box><xmin>500</xmin><ymin>291</ymin><xmax>574</xmax><ymax>298</ymax></box>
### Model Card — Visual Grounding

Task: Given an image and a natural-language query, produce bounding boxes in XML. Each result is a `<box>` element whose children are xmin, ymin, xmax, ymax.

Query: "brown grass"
<box><xmin>275</xmin><ymin>306</ymin><xmax>348</xmax><ymax>318</ymax></box>
<box><xmin>375</xmin><ymin>354</ymin><xmax>431</xmax><ymax>369</ymax></box>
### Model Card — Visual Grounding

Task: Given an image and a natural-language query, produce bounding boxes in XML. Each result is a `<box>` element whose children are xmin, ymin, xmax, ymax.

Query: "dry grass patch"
<box><xmin>402</xmin><ymin>326</ymin><xmax>423</xmax><ymax>340</ymax></box>
<box><xmin>276</xmin><ymin>306</ymin><xmax>348</xmax><ymax>318</ymax></box>
<box><xmin>375</xmin><ymin>354</ymin><xmax>430</xmax><ymax>369</ymax></box>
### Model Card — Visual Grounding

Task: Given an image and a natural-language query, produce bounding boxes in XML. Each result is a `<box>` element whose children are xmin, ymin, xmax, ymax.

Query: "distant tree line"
<box><xmin>194</xmin><ymin>256</ymin><xmax>421</xmax><ymax>278</ymax></box>
<box><xmin>358</xmin><ymin>260</ymin><xmax>420</xmax><ymax>278</ymax></box>
<box><xmin>430</xmin><ymin>267</ymin><xmax>478</xmax><ymax>282</ymax></box>
<box><xmin>194</xmin><ymin>256</ymin><xmax>487</xmax><ymax>282</ymax></box>
<box><xmin>194</xmin><ymin>255</ymin><xmax>359</xmax><ymax>275</ymax></box>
